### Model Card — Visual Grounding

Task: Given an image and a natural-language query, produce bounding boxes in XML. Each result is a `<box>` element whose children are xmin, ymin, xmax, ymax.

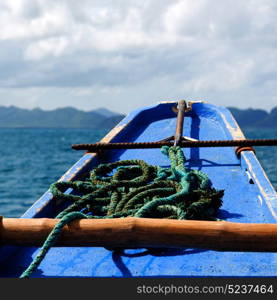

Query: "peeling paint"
<box><xmin>220</xmin><ymin>112</ymin><xmax>246</xmax><ymax>140</ymax></box>
<box><xmin>58</xmin><ymin>155</ymin><xmax>95</xmax><ymax>182</ymax></box>
<box><xmin>32</xmin><ymin>191</ymin><xmax>53</xmax><ymax>214</ymax></box>
<box><xmin>36</xmin><ymin>197</ymin><xmax>51</xmax><ymax>213</ymax></box>
<box><xmin>245</xmin><ymin>170</ymin><xmax>253</xmax><ymax>183</ymax></box>
<box><xmin>258</xmin><ymin>195</ymin><xmax>263</xmax><ymax>206</ymax></box>
<box><xmin>220</xmin><ymin>108</ymin><xmax>277</xmax><ymax>220</ymax></box>
<box><xmin>243</xmin><ymin>153</ymin><xmax>277</xmax><ymax>220</ymax></box>
<box><xmin>101</xmin><ymin>124</ymin><xmax>127</xmax><ymax>143</ymax></box>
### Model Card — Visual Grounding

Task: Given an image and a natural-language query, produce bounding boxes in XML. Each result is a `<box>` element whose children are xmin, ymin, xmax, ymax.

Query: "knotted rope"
<box><xmin>20</xmin><ymin>146</ymin><xmax>224</xmax><ymax>278</ymax></box>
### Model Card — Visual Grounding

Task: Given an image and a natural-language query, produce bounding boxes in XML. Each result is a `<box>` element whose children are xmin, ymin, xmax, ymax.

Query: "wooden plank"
<box><xmin>1</xmin><ymin>217</ymin><xmax>277</xmax><ymax>251</ymax></box>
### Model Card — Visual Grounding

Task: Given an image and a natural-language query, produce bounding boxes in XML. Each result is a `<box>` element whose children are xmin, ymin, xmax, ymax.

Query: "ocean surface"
<box><xmin>0</xmin><ymin>128</ymin><xmax>276</xmax><ymax>217</ymax></box>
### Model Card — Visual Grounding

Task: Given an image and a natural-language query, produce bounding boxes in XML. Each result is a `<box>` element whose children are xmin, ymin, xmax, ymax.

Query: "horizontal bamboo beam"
<box><xmin>1</xmin><ymin>217</ymin><xmax>277</xmax><ymax>252</ymax></box>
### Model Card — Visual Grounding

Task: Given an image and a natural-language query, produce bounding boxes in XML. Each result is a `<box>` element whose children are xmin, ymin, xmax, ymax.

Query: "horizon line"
<box><xmin>0</xmin><ymin>103</ymin><xmax>275</xmax><ymax>114</ymax></box>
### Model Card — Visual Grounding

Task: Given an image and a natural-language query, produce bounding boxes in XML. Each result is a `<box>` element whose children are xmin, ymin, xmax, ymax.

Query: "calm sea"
<box><xmin>0</xmin><ymin>128</ymin><xmax>276</xmax><ymax>217</ymax></box>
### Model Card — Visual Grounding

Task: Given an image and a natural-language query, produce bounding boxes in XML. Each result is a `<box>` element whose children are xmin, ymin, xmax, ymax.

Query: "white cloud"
<box><xmin>0</xmin><ymin>0</ymin><xmax>277</xmax><ymax>112</ymax></box>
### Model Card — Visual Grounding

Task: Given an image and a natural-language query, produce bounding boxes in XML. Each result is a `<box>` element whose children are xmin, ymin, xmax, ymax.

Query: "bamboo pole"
<box><xmin>1</xmin><ymin>217</ymin><xmax>277</xmax><ymax>252</ymax></box>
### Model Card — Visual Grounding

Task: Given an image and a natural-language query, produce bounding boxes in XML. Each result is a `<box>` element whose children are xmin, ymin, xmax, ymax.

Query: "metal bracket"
<box><xmin>172</xmin><ymin>100</ymin><xmax>193</xmax><ymax>114</ymax></box>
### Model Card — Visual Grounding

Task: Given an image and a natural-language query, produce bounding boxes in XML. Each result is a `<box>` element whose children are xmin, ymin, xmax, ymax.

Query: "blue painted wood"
<box><xmin>1</xmin><ymin>101</ymin><xmax>277</xmax><ymax>278</ymax></box>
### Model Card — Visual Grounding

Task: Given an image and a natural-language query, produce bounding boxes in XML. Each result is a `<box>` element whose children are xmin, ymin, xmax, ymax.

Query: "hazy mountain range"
<box><xmin>0</xmin><ymin>105</ymin><xmax>276</xmax><ymax>129</ymax></box>
<box><xmin>227</xmin><ymin>107</ymin><xmax>277</xmax><ymax>128</ymax></box>
<box><xmin>0</xmin><ymin>106</ymin><xmax>124</xmax><ymax>129</ymax></box>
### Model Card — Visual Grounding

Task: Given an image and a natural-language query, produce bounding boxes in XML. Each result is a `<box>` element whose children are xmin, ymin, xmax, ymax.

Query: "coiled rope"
<box><xmin>20</xmin><ymin>146</ymin><xmax>224</xmax><ymax>278</ymax></box>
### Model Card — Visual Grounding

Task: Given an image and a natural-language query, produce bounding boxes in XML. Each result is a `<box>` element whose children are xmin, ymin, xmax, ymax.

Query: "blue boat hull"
<box><xmin>1</xmin><ymin>101</ymin><xmax>277</xmax><ymax>277</ymax></box>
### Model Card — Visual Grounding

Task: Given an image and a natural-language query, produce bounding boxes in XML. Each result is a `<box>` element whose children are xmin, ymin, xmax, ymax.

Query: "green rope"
<box><xmin>20</xmin><ymin>146</ymin><xmax>224</xmax><ymax>278</ymax></box>
<box><xmin>20</xmin><ymin>212</ymin><xmax>87</xmax><ymax>278</ymax></box>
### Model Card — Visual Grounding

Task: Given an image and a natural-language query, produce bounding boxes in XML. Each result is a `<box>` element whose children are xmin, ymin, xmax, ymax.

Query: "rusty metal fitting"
<box><xmin>235</xmin><ymin>146</ymin><xmax>256</xmax><ymax>158</ymax></box>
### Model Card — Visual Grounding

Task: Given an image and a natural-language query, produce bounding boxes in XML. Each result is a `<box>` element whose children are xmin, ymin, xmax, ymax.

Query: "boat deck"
<box><xmin>0</xmin><ymin>102</ymin><xmax>276</xmax><ymax>277</ymax></box>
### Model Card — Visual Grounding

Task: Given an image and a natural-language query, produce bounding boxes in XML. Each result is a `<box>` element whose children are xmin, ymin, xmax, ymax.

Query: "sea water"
<box><xmin>0</xmin><ymin>128</ymin><xmax>276</xmax><ymax>217</ymax></box>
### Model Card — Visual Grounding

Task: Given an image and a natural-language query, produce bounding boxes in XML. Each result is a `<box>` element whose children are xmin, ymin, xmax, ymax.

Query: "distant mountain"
<box><xmin>93</xmin><ymin>108</ymin><xmax>120</xmax><ymax>118</ymax></box>
<box><xmin>98</xmin><ymin>115</ymin><xmax>126</xmax><ymax>129</ymax></box>
<box><xmin>228</xmin><ymin>107</ymin><xmax>277</xmax><ymax>129</ymax></box>
<box><xmin>0</xmin><ymin>106</ymin><xmax>125</xmax><ymax>128</ymax></box>
<box><xmin>0</xmin><ymin>105</ymin><xmax>276</xmax><ymax>129</ymax></box>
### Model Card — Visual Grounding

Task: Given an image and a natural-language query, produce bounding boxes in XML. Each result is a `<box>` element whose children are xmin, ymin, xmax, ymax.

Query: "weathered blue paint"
<box><xmin>1</xmin><ymin>101</ymin><xmax>277</xmax><ymax>278</ymax></box>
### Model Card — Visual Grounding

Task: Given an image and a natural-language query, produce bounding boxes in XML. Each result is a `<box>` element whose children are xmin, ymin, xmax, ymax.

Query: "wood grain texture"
<box><xmin>1</xmin><ymin>217</ymin><xmax>277</xmax><ymax>251</ymax></box>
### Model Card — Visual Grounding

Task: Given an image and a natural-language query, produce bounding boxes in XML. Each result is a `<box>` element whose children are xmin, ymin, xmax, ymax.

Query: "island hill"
<box><xmin>227</xmin><ymin>107</ymin><xmax>277</xmax><ymax>129</ymax></box>
<box><xmin>0</xmin><ymin>105</ymin><xmax>276</xmax><ymax>129</ymax></box>
<box><xmin>0</xmin><ymin>106</ymin><xmax>124</xmax><ymax>129</ymax></box>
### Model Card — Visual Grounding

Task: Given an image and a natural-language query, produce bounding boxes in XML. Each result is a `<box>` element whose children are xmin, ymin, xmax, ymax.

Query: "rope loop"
<box><xmin>20</xmin><ymin>146</ymin><xmax>224</xmax><ymax>278</ymax></box>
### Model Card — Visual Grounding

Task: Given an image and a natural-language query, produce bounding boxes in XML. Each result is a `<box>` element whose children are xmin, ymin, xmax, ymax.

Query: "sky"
<box><xmin>0</xmin><ymin>0</ymin><xmax>277</xmax><ymax>114</ymax></box>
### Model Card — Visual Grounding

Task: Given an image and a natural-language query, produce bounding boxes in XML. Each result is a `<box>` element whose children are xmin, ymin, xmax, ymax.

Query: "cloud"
<box><xmin>0</xmin><ymin>0</ymin><xmax>277</xmax><ymax>112</ymax></box>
